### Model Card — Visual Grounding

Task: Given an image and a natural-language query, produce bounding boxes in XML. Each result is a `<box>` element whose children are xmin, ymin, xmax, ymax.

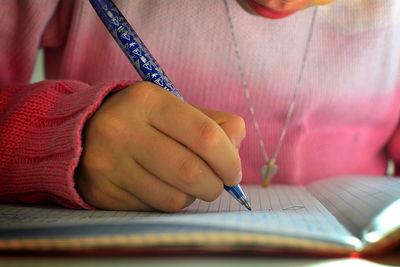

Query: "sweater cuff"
<box><xmin>65</xmin><ymin>80</ymin><xmax>135</xmax><ymax>209</ymax></box>
<box><xmin>0</xmin><ymin>80</ymin><xmax>134</xmax><ymax>209</ymax></box>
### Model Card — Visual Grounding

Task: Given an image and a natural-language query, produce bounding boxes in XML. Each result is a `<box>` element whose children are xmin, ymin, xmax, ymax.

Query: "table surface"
<box><xmin>0</xmin><ymin>257</ymin><xmax>397</xmax><ymax>267</ymax></box>
<box><xmin>0</xmin><ymin>246</ymin><xmax>398</xmax><ymax>267</ymax></box>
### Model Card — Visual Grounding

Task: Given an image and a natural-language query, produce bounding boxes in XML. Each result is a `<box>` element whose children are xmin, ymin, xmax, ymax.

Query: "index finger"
<box><xmin>193</xmin><ymin>105</ymin><xmax>246</xmax><ymax>149</ymax></box>
<box><xmin>144</xmin><ymin>86</ymin><xmax>242</xmax><ymax>186</ymax></box>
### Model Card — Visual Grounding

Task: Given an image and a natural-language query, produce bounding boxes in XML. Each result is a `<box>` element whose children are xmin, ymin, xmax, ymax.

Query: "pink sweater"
<box><xmin>1</xmin><ymin>0</ymin><xmax>400</xmax><ymax>209</ymax></box>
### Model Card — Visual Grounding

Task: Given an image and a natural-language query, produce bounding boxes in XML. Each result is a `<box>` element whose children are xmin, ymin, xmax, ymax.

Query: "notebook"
<box><xmin>0</xmin><ymin>175</ymin><xmax>399</xmax><ymax>256</ymax></box>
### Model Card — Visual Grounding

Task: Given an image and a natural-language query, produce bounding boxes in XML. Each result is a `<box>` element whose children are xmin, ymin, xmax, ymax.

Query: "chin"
<box><xmin>237</xmin><ymin>0</ymin><xmax>298</xmax><ymax>19</ymax></box>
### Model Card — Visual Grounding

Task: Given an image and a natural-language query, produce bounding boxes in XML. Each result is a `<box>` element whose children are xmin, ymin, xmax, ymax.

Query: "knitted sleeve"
<box><xmin>0</xmin><ymin>80</ymin><xmax>132</xmax><ymax>209</ymax></box>
<box><xmin>0</xmin><ymin>1</ymin><xmax>134</xmax><ymax>208</ymax></box>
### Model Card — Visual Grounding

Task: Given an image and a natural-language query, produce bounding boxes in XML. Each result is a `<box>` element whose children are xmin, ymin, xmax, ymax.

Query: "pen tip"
<box><xmin>244</xmin><ymin>202</ymin><xmax>252</xmax><ymax>211</ymax></box>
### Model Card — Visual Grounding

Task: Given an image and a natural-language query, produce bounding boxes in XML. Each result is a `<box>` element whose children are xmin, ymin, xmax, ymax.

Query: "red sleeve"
<box><xmin>0</xmin><ymin>1</ymin><xmax>135</xmax><ymax>208</ymax></box>
<box><xmin>0</xmin><ymin>80</ymin><xmax>133</xmax><ymax>209</ymax></box>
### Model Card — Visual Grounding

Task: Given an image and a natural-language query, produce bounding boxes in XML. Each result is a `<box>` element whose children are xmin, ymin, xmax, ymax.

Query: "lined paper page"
<box><xmin>159</xmin><ymin>185</ymin><xmax>358</xmax><ymax>246</ymax></box>
<box><xmin>307</xmin><ymin>176</ymin><xmax>400</xmax><ymax>238</ymax></box>
<box><xmin>0</xmin><ymin>185</ymin><xmax>358</xmax><ymax>247</ymax></box>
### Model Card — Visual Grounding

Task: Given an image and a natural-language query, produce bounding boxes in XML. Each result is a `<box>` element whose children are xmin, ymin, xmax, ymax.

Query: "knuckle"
<box><xmin>125</xmin><ymin>81</ymin><xmax>172</xmax><ymax>118</ymax></box>
<box><xmin>125</xmin><ymin>81</ymin><xmax>160</xmax><ymax>107</ymax></box>
<box><xmin>178</xmin><ymin>157</ymin><xmax>203</xmax><ymax>187</ymax></box>
<box><xmin>91</xmin><ymin>112</ymin><xmax>128</xmax><ymax>143</ymax></box>
<box><xmin>162</xmin><ymin>192</ymin><xmax>191</xmax><ymax>212</ymax></box>
<box><xmin>198</xmin><ymin>121</ymin><xmax>220</xmax><ymax>151</ymax></box>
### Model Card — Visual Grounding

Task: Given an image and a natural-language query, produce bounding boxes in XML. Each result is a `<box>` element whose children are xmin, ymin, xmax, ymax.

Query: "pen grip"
<box><xmin>89</xmin><ymin>0</ymin><xmax>183</xmax><ymax>100</ymax></box>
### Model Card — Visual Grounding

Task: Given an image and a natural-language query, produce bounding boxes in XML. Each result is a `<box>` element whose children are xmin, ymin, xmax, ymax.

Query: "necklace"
<box><xmin>223</xmin><ymin>0</ymin><xmax>318</xmax><ymax>187</ymax></box>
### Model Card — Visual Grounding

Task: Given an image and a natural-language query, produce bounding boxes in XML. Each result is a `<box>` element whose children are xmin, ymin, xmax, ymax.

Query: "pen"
<box><xmin>89</xmin><ymin>0</ymin><xmax>252</xmax><ymax>211</ymax></box>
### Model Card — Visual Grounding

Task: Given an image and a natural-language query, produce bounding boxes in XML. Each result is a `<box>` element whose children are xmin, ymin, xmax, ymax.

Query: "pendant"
<box><xmin>261</xmin><ymin>161</ymin><xmax>278</xmax><ymax>188</ymax></box>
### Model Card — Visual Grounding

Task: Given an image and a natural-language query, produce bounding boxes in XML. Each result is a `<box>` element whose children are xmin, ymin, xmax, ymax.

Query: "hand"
<box><xmin>75</xmin><ymin>81</ymin><xmax>245</xmax><ymax>212</ymax></box>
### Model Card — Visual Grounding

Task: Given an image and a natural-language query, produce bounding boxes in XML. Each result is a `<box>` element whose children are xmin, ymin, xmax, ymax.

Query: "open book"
<box><xmin>0</xmin><ymin>175</ymin><xmax>399</xmax><ymax>256</ymax></box>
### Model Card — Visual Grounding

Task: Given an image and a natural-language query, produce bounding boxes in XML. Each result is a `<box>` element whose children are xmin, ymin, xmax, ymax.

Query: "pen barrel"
<box><xmin>224</xmin><ymin>185</ymin><xmax>245</xmax><ymax>199</ymax></box>
<box><xmin>89</xmin><ymin>0</ymin><xmax>250</xmax><ymax>211</ymax></box>
<box><xmin>89</xmin><ymin>0</ymin><xmax>183</xmax><ymax>100</ymax></box>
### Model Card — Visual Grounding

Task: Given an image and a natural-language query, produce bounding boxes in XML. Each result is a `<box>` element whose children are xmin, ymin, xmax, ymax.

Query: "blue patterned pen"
<box><xmin>89</xmin><ymin>0</ymin><xmax>252</xmax><ymax>211</ymax></box>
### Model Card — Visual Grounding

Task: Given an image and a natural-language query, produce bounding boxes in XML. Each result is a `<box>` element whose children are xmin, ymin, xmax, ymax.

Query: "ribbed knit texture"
<box><xmin>1</xmin><ymin>0</ymin><xmax>400</xmax><ymax>208</ymax></box>
<box><xmin>0</xmin><ymin>80</ymin><xmax>132</xmax><ymax>208</ymax></box>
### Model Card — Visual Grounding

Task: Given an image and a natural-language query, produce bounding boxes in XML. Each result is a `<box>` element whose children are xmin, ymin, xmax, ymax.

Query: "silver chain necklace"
<box><xmin>223</xmin><ymin>0</ymin><xmax>318</xmax><ymax>187</ymax></box>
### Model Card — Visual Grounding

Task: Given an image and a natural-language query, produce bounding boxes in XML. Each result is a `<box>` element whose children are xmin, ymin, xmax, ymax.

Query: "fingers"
<box><xmin>115</xmin><ymin>156</ymin><xmax>196</xmax><ymax>212</ymax></box>
<box><xmin>193</xmin><ymin>105</ymin><xmax>246</xmax><ymax>149</ymax></box>
<box><xmin>75</xmin><ymin>166</ymin><xmax>152</xmax><ymax>211</ymax></box>
<box><xmin>129</xmin><ymin>121</ymin><xmax>224</xmax><ymax>202</ymax></box>
<box><xmin>75</xmin><ymin>81</ymin><xmax>246</xmax><ymax>211</ymax></box>
<box><xmin>138</xmin><ymin>85</ymin><xmax>242</xmax><ymax>186</ymax></box>
<box><xmin>76</xmin><ymin>144</ymin><xmax>196</xmax><ymax>212</ymax></box>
